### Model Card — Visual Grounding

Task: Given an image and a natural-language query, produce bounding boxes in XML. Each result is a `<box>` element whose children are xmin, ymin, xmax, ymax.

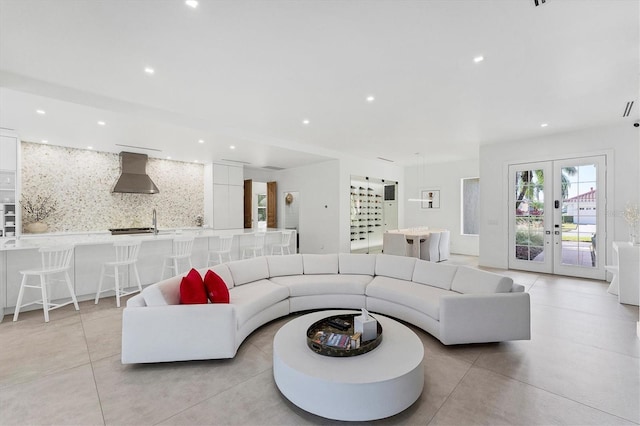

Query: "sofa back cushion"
<box><xmin>412</xmin><ymin>259</ymin><xmax>458</xmax><ymax>290</ymax></box>
<box><xmin>375</xmin><ymin>254</ymin><xmax>416</xmax><ymax>281</ymax></box>
<box><xmin>451</xmin><ymin>266</ymin><xmax>514</xmax><ymax>294</ymax></box>
<box><xmin>339</xmin><ymin>253</ymin><xmax>376</xmax><ymax>275</ymax></box>
<box><xmin>267</xmin><ymin>254</ymin><xmax>303</xmax><ymax>277</ymax></box>
<box><xmin>227</xmin><ymin>257</ymin><xmax>270</xmax><ymax>286</ymax></box>
<box><xmin>141</xmin><ymin>275</ymin><xmax>182</xmax><ymax>306</ymax></box>
<box><xmin>207</xmin><ymin>264</ymin><xmax>234</xmax><ymax>289</ymax></box>
<box><xmin>303</xmin><ymin>254</ymin><xmax>339</xmax><ymax>274</ymax></box>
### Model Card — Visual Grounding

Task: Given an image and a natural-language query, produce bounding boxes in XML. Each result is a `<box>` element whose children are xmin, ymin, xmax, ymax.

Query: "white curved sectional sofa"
<box><xmin>122</xmin><ymin>253</ymin><xmax>530</xmax><ymax>364</ymax></box>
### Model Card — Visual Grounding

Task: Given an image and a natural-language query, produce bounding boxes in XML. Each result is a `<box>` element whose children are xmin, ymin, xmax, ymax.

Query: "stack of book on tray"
<box><xmin>312</xmin><ymin>331</ymin><xmax>362</xmax><ymax>350</ymax></box>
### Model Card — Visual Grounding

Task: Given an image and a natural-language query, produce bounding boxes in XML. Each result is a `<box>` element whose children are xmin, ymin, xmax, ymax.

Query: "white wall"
<box><xmin>275</xmin><ymin>160</ymin><xmax>341</xmax><ymax>253</ymax></box>
<box><xmin>479</xmin><ymin>123</ymin><xmax>639</xmax><ymax>269</ymax></box>
<box><xmin>403</xmin><ymin>159</ymin><xmax>480</xmax><ymax>256</ymax></box>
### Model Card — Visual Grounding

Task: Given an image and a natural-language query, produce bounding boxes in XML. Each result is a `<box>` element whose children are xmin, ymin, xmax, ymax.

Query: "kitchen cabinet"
<box><xmin>211</xmin><ymin>164</ymin><xmax>244</xmax><ymax>229</ymax></box>
<box><xmin>0</xmin><ymin>131</ymin><xmax>19</xmax><ymax>238</ymax></box>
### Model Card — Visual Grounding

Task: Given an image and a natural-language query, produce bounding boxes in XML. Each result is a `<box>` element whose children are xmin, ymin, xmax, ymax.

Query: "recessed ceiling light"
<box><xmin>36</xmin><ymin>109</ymin><xmax>46</xmax><ymax>115</ymax></box>
<box><xmin>473</xmin><ymin>56</ymin><xmax>484</xmax><ymax>63</ymax></box>
<box><xmin>166</xmin><ymin>156</ymin><xmax>172</xmax><ymax>160</ymax></box>
<box><xmin>540</xmin><ymin>123</ymin><xmax>549</xmax><ymax>127</ymax></box>
<box><xmin>87</xmin><ymin>146</ymin><xmax>93</xmax><ymax>150</ymax></box>
<box><xmin>193</xmin><ymin>160</ymin><xmax>199</xmax><ymax>163</ymax></box>
<box><xmin>41</xmin><ymin>140</ymin><xmax>48</xmax><ymax>144</ymax></box>
<box><xmin>144</xmin><ymin>67</ymin><xmax>155</xmax><ymax>74</ymax></box>
<box><xmin>185</xmin><ymin>0</ymin><xmax>198</xmax><ymax>8</ymax></box>
<box><xmin>366</xmin><ymin>95</ymin><xmax>375</xmax><ymax>103</ymax></box>
<box><xmin>302</xmin><ymin>119</ymin><xmax>310</xmax><ymax>125</ymax></box>
<box><xmin>229</xmin><ymin>145</ymin><xmax>236</xmax><ymax>150</ymax></box>
<box><xmin>198</xmin><ymin>139</ymin><xmax>204</xmax><ymax>144</ymax></box>
<box><xmin>97</xmin><ymin>121</ymin><xmax>106</xmax><ymax>126</ymax></box>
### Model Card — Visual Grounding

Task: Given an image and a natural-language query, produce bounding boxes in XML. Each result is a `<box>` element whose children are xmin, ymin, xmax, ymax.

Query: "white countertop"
<box><xmin>0</xmin><ymin>227</ymin><xmax>292</xmax><ymax>251</ymax></box>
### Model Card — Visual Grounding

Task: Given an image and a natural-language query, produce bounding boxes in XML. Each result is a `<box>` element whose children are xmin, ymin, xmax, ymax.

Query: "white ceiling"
<box><xmin>0</xmin><ymin>0</ymin><xmax>638</xmax><ymax>169</ymax></box>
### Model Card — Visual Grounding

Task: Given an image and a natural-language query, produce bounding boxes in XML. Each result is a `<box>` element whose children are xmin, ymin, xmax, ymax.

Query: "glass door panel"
<box><xmin>554</xmin><ymin>158</ymin><xmax>605</xmax><ymax>279</ymax></box>
<box><xmin>509</xmin><ymin>162</ymin><xmax>552</xmax><ymax>273</ymax></box>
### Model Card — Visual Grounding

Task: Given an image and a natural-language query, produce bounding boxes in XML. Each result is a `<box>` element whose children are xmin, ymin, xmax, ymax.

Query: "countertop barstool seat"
<box><xmin>95</xmin><ymin>240</ymin><xmax>142</xmax><ymax>308</ymax></box>
<box><xmin>13</xmin><ymin>245</ymin><xmax>79</xmax><ymax>323</ymax></box>
<box><xmin>271</xmin><ymin>230</ymin><xmax>293</xmax><ymax>255</ymax></box>
<box><xmin>208</xmin><ymin>235</ymin><xmax>233</xmax><ymax>266</ymax></box>
<box><xmin>162</xmin><ymin>236</ymin><xmax>194</xmax><ymax>279</ymax></box>
<box><xmin>242</xmin><ymin>232</ymin><xmax>266</xmax><ymax>259</ymax></box>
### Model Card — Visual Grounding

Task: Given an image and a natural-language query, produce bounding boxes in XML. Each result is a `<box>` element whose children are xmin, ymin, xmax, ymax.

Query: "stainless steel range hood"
<box><xmin>112</xmin><ymin>152</ymin><xmax>159</xmax><ymax>194</ymax></box>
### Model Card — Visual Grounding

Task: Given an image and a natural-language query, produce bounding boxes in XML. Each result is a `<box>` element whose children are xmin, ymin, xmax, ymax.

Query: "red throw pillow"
<box><xmin>204</xmin><ymin>270</ymin><xmax>230</xmax><ymax>304</ymax></box>
<box><xmin>179</xmin><ymin>269</ymin><xmax>207</xmax><ymax>304</ymax></box>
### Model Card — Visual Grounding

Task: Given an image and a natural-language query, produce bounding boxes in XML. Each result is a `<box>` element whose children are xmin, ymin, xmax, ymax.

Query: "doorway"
<box><xmin>244</xmin><ymin>180</ymin><xmax>277</xmax><ymax>229</ymax></box>
<box><xmin>508</xmin><ymin>155</ymin><xmax>606</xmax><ymax>280</ymax></box>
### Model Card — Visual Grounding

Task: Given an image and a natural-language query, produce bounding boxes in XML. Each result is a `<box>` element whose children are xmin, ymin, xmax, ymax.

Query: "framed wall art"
<box><xmin>420</xmin><ymin>189</ymin><xmax>440</xmax><ymax>209</ymax></box>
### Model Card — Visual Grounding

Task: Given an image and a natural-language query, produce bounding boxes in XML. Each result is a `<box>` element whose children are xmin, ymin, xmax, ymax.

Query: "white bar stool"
<box><xmin>95</xmin><ymin>240</ymin><xmax>142</xmax><ymax>307</ymax></box>
<box><xmin>242</xmin><ymin>232</ymin><xmax>266</xmax><ymax>258</ymax></box>
<box><xmin>271</xmin><ymin>230</ymin><xmax>293</xmax><ymax>255</ymax></box>
<box><xmin>208</xmin><ymin>235</ymin><xmax>233</xmax><ymax>266</ymax></box>
<box><xmin>13</xmin><ymin>245</ymin><xmax>79</xmax><ymax>323</ymax></box>
<box><xmin>162</xmin><ymin>236</ymin><xmax>194</xmax><ymax>278</ymax></box>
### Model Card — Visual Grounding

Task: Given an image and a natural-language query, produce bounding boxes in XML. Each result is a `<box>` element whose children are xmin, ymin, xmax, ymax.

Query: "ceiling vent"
<box><xmin>623</xmin><ymin>101</ymin><xmax>634</xmax><ymax>117</ymax></box>
<box><xmin>220</xmin><ymin>159</ymin><xmax>251</xmax><ymax>165</ymax></box>
<box><xmin>377</xmin><ymin>156</ymin><xmax>395</xmax><ymax>163</ymax></box>
<box><xmin>263</xmin><ymin>166</ymin><xmax>285</xmax><ymax>171</ymax></box>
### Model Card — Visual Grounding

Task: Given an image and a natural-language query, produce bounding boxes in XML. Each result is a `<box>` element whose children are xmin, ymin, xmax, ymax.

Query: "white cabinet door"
<box><xmin>0</xmin><ymin>135</ymin><xmax>17</xmax><ymax>171</ymax></box>
<box><xmin>213</xmin><ymin>184</ymin><xmax>230</xmax><ymax>229</ymax></box>
<box><xmin>228</xmin><ymin>185</ymin><xmax>244</xmax><ymax>229</ymax></box>
<box><xmin>213</xmin><ymin>164</ymin><xmax>229</xmax><ymax>185</ymax></box>
<box><xmin>228</xmin><ymin>166</ymin><xmax>244</xmax><ymax>186</ymax></box>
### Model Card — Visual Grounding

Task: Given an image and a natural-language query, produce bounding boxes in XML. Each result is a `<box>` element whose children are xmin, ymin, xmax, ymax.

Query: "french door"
<box><xmin>508</xmin><ymin>156</ymin><xmax>606</xmax><ymax>280</ymax></box>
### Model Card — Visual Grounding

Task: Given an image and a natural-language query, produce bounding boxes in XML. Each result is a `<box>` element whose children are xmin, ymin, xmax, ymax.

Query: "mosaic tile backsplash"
<box><xmin>21</xmin><ymin>142</ymin><xmax>204</xmax><ymax>233</ymax></box>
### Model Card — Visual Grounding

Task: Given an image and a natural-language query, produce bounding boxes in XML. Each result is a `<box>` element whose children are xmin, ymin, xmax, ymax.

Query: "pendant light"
<box><xmin>408</xmin><ymin>152</ymin><xmax>429</xmax><ymax>202</ymax></box>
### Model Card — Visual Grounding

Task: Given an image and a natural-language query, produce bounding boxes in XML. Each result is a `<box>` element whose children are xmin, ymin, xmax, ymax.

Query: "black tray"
<box><xmin>306</xmin><ymin>313</ymin><xmax>383</xmax><ymax>357</ymax></box>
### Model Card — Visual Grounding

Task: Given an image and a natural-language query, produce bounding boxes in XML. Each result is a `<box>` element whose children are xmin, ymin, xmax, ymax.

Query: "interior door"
<box><xmin>267</xmin><ymin>181</ymin><xmax>277</xmax><ymax>228</ymax></box>
<box><xmin>243</xmin><ymin>179</ymin><xmax>252</xmax><ymax>228</ymax></box>
<box><xmin>508</xmin><ymin>156</ymin><xmax>606</xmax><ymax>279</ymax></box>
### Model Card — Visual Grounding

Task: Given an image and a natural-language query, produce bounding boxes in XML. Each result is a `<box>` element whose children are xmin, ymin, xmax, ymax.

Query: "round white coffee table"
<box><xmin>273</xmin><ymin>310</ymin><xmax>424</xmax><ymax>421</ymax></box>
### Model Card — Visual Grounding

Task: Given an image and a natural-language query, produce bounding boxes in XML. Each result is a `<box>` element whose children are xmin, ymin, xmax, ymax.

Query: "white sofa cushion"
<box><xmin>208</xmin><ymin>264</ymin><xmax>234</xmax><ymax>289</ymax></box>
<box><xmin>367</xmin><ymin>276</ymin><xmax>455</xmax><ymax>321</ymax></box>
<box><xmin>227</xmin><ymin>257</ymin><xmax>270</xmax><ymax>286</ymax></box>
<box><xmin>339</xmin><ymin>253</ymin><xmax>376</xmax><ymax>275</ymax></box>
<box><xmin>375</xmin><ymin>254</ymin><xmax>416</xmax><ymax>281</ymax></box>
<box><xmin>230</xmin><ymin>279</ymin><xmax>290</xmax><ymax>328</ymax></box>
<box><xmin>270</xmin><ymin>274</ymin><xmax>372</xmax><ymax>296</ymax></box>
<box><xmin>303</xmin><ymin>254</ymin><xmax>339</xmax><ymax>274</ymax></box>
<box><xmin>451</xmin><ymin>266</ymin><xmax>514</xmax><ymax>294</ymax></box>
<box><xmin>412</xmin><ymin>259</ymin><xmax>457</xmax><ymax>290</ymax></box>
<box><xmin>266</xmin><ymin>254</ymin><xmax>303</xmax><ymax>277</ymax></box>
<box><xmin>141</xmin><ymin>275</ymin><xmax>182</xmax><ymax>306</ymax></box>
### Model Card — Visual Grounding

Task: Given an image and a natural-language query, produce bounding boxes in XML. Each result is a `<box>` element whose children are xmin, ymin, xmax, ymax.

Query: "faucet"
<box><xmin>152</xmin><ymin>208</ymin><xmax>158</xmax><ymax>235</ymax></box>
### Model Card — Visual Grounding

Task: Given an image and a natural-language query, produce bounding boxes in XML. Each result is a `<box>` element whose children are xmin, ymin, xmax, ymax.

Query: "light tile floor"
<box><xmin>1</xmin><ymin>255</ymin><xmax>638</xmax><ymax>425</ymax></box>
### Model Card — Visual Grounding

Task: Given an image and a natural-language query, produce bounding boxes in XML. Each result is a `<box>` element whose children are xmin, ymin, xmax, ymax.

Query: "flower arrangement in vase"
<box><xmin>21</xmin><ymin>194</ymin><xmax>58</xmax><ymax>233</ymax></box>
<box><xmin>622</xmin><ymin>202</ymin><xmax>640</xmax><ymax>245</ymax></box>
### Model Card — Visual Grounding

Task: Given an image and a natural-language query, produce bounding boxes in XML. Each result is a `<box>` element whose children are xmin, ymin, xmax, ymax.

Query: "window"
<box><xmin>461</xmin><ymin>177</ymin><xmax>480</xmax><ymax>235</ymax></box>
<box><xmin>257</xmin><ymin>194</ymin><xmax>267</xmax><ymax>222</ymax></box>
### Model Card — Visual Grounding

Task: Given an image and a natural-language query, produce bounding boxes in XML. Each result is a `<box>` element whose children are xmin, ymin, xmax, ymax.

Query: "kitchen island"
<box><xmin>0</xmin><ymin>228</ymin><xmax>296</xmax><ymax>321</ymax></box>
